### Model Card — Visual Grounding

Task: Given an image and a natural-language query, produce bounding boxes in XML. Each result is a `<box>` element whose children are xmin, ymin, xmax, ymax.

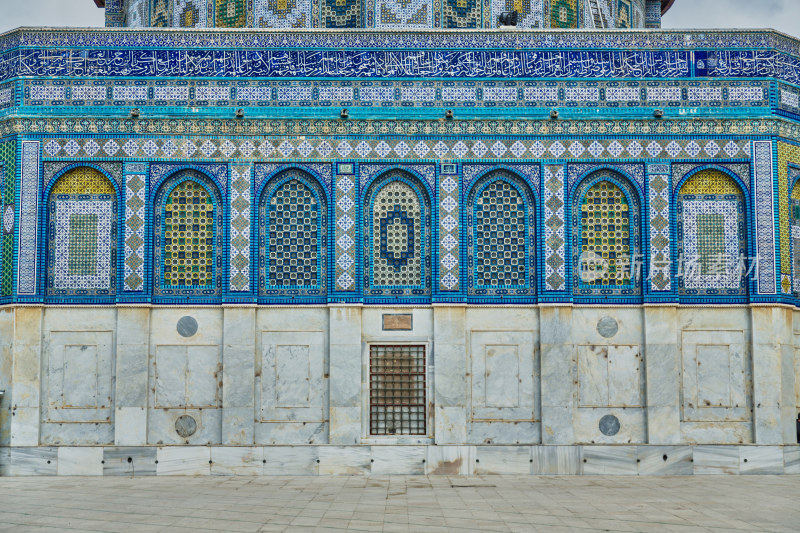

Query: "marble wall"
<box><xmin>0</xmin><ymin>304</ymin><xmax>798</xmax><ymax>474</ymax></box>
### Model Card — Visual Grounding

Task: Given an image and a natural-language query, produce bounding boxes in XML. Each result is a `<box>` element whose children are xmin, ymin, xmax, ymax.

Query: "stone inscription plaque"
<box><xmin>382</xmin><ymin>313</ymin><xmax>413</xmax><ymax>331</ymax></box>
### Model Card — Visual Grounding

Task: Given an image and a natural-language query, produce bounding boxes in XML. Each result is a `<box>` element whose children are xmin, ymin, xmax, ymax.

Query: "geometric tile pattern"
<box><xmin>162</xmin><ymin>180</ymin><xmax>215</xmax><ymax>288</ymax></box>
<box><xmin>677</xmin><ymin>172</ymin><xmax>746</xmax><ymax>296</ymax></box>
<box><xmin>550</xmin><ymin>0</ymin><xmax>578</xmax><ymax>28</ymax></box>
<box><xmin>254</xmin><ymin>0</ymin><xmax>311</xmax><ymax>27</ymax></box>
<box><xmin>259</xmin><ymin>168</ymin><xmax>327</xmax><ymax>297</ymax></box>
<box><xmin>39</xmin><ymin>137</ymin><xmax>752</xmax><ymax>163</ymax></box>
<box><xmin>364</xmin><ymin>170</ymin><xmax>430</xmax><ymax>296</ymax></box>
<box><xmin>150</xmin><ymin>0</ymin><xmax>173</xmax><ymax>27</ymax></box>
<box><xmin>0</xmin><ymin>140</ymin><xmax>15</xmax><ymax>297</ymax></box>
<box><xmin>778</xmin><ymin>142</ymin><xmax>800</xmax><ymax>287</ymax></box>
<box><xmin>438</xmin><ymin>168</ymin><xmax>459</xmax><ymax>292</ymax></box>
<box><xmin>18</xmin><ymin>141</ymin><xmax>40</xmax><ymax>296</ymax></box>
<box><xmin>443</xmin><ymin>0</ymin><xmax>480</xmax><ymax>28</ymax></box>
<box><xmin>229</xmin><ymin>165</ymin><xmax>251</xmax><ymax>292</ymax></box>
<box><xmin>491</xmin><ymin>0</ymin><xmax>543</xmax><ymax>28</ymax></box>
<box><xmin>753</xmin><ymin>141</ymin><xmax>776</xmax><ymax>294</ymax></box>
<box><xmin>153</xmin><ymin>171</ymin><xmax>222</xmax><ymax>297</ymax></box>
<box><xmin>467</xmin><ymin>171</ymin><xmax>535</xmax><ymax>296</ymax></box>
<box><xmin>216</xmin><ymin>0</ymin><xmax>247</xmax><ymax>27</ymax></box>
<box><xmin>647</xmin><ymin>164</ymin><xmax>671</xmax><ymax>292</ymax></box>
<box><xmin>543</xmin><ymin>165</ymin><xmax>565</xmax><ymax>291</ymax></box>
<box><xmin>123</xmin><ymin>163</ymin><xmax>147</xmax><ymax>292</ymax></box>
<box><xmin>375</xmin><ymin>0</ymin><xmax>432</xmax><ymax>28</ymax></box>
<box><xmin>174</xmin><ymin>0</ymin><xmax>209</xmax><ymax>27</ymax></box>
<box><xmin>578</xmin><ymin>181</ymin><xmax>632</xmax><ymax>288</ymax></box>
<box><xmin>572</xmin><ymin>170</ymin><xmax>641</xmax><ymax>296</ymax></box>
<box><xmin>321</xmin><ymin>0</ymin><xmax>362</xmax><ymax>27</ymax></box>
<box><xmin>334</xmin><ymin>166</ymin><xmax>356</xmax><ymax>291</ymax></box>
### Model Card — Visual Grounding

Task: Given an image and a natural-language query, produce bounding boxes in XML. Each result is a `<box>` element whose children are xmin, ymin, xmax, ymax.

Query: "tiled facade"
<box><xmin>3</xmin><ymin>12</ymin><xmax>800</xmax><ymax>474</ymax></box>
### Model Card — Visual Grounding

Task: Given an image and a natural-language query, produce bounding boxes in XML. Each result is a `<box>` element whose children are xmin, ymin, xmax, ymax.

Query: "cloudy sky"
<box><xmin>0</xmin><ymin>0</ymin><xmax>797</xmax><ymax>35</ymax></box>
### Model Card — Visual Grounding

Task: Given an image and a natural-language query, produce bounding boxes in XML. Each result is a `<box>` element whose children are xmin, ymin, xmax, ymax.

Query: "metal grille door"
<box><xmin>369</xmin><ymin>345</ymin><xmax>426</xmax><ymax>436</ymax></box>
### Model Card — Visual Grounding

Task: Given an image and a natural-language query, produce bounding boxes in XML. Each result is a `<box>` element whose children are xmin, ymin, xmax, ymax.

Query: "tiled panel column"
<box><xmin>643</xmin><ymin>306</ymin><xmax>681</xmax><ymax>444</ymax></box>
<box><xmin>329</xmin><ymin>306</ymin><xmax>362</xmax><ymax>444</ymax></box>
<box><xmin>10</xmin><ymin>308</ymin><xmax>42</xmax><ymax>445</ymax></box>
<box><xmin>438</xmin><ymin>171</ymin><xmax>459</xmax><ymax>292</ymax></box>
<box><xmin>753</xmin><ymin>140</ymin><xmax>776</xmax><ymax>294</ymax></box>
<box><xmin>122</xmin><ymin>163</ymin><xmax>147</xmax><ymax>294</ymax></box>
<box><xmin>539</xmin><ymin>306</ymin><xmax>574</xmax><ymax>444</ymax></box>
<box><xmin>647</xmin><ymin>164</ymin><xmax>672</xmax><ymax>293</ymax></box>
<box><xmin>333</xmin><ymin>167</ymin><xmax>357</xmax><ymax>293</ymax></box>
<box><xmin>543</xmin><ymin>165</ymin><xmax>566</xmax><ymax>292</ymax></box>
<box><xmin>229</xmin><ymin>164</ymin><xmax>252</xmax><ymax>293</ymax></box>
<box><xmin>114</xmin><ymin>308</ymin><xmax>150</xmax><ymax>445</ymax></box>
<box><xmin>17</xmin><ymin>141</ymin><xmax>40</xmax><ymax>296</ymax></box>
<box><xmin>751</xmin><ymin>307</ymin><xmax>788</xmax><ymax>444</ymax></box>
<box><xmin>222</xmin><ymin>308</ymin><xmax>256</xmax><ymax>444</ymax></box>
<box><xmin>433</xmin><ymin>306</ymin><xmax>467</xmax><ymax>443</ymax></box>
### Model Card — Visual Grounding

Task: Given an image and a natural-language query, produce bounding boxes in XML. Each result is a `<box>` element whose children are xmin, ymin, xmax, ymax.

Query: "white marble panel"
<box><xmin>57</xmin><ymin>447</ymin><xmax>103</xmax><ymax>475</ymax></box>
<box><xmin>784</xmin><ymin>446</ymin><xmax>800</xmax><ymax>474</ymax></box>
<box><xmin>115</xmin><ymin>407</ymin><xmax>147</xmax><ymax>445</ymax></box>
<box><xmin>318</xmin><ymin>446</ymin><xmax>371</xmax><ymax>475</ymax></box>
<box><xmin>255</xmin><ymin>422</ymin><xmax>328</xmax><ymax>445</ymax></box>
<box><xmin>211</xmin><ymin>447</ymin><xmax>262</xmax><ymax>475</ymax></box>
<box><xmin>531</xmin><ymin>446</ymin><xmax>582</xmax><ymax>475</ymax></box>
<box><xmin>693</xmin><ymin>445</ymin><xmax>739</xmax><ymax>474</ymax></box>
<box><xmin>636</xmin><ymin>446</ymin><xmax>693</xmax><ymax>475</ymax></box>
<box><xmin>739</xmin><ymin>446</ymin><xmax>784</xmax><ymax>474</ymax></box>
<box><xmin>7</xmin><ymin>447</ymin><xmax>57</xmax><ymax>476</ymax></box>
<box><xmin>103</xmin><ymin>447</ymin><xmax>157</xmax><ymax>476</ymax></box>
<box><xmin>370</xmin><ymin>446</ymin><xmax>425</xmax><ymax>474</ymax></box>
<box><xmin>425</xmin><ymin>445</ymin><xmax>474</xmax><ymax>475</ymax></box>
<box><xmin>474</xmin><ymin>446</ymin><xmax>531</xmax><ymax>475</ymax></box>
<box><xmin>583</xmin><ymin>446</ymin><xmax>637</xmax><ymax>475</ymax></box>
<box><xmin>264</xmin><ymin>446</ymin><xmax>318</xmax><ymax>475</ymax></box>
<box><xmin>156</xmin><ymin>446</ymin><xmax>211</xmax><ymax>475</ymax></box>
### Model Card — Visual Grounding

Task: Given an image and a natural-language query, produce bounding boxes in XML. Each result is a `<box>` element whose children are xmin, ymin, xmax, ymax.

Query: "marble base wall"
<box><xmin>0</xmin><ymin>304</ymin><xmax>799</xmax><ymax>475</ymax></box>
<box><xmin>0</xmin><ymin>445</ymin><xmax>797</xmax><ymax>476</ymax></box>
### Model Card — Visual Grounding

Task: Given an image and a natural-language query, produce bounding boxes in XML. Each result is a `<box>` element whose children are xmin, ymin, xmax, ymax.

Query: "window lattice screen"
<box><xmin>369</xmin><ymin>345</ymin><xmax>426</xmax><ymax>436</ymax></box>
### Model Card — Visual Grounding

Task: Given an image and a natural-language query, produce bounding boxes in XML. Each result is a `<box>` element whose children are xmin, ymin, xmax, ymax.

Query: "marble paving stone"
<box><xmin>156</xmin><ymin>446</ymin><xmax>211</xmax><ymax>476</ymax></box>
<box><xmin>211</xmin><ymin>447</ymin><xmax>262</xmax><ymax>475</ymax></box>
<box><xmin>693</xmin><ymin>445</ymin><xmax>740</xmax><ymax>475</ymax></box>
<box><xmin>474</xmin><ymin>446</ymin><xmax>531</xmax><ymax>475</ymax></box>
<box><xmin>264</xmin><ymin>446</ymin><xmax>318</xmax><ymax>475</ymax></box>
<box><xmin>103</xmin><ymin>447</ymin><xmax>157</xmax><ymax>476</ymax></box>
<box><xmin>319</xmin><ymin>446</ymin><xmax>371</xmax><ymax>475</ymax></box>
<box><xmin>636</xmin><ymin>446</ymin><xmax>693</xmax><ymax>475</ymax></box>
<box><xmin>531</xmin><ymin>446</ymin><xmax>582</xmax><ymax>475</ymax></box>
<box><xmin>57</xmin><ymin>447</ymin><xmax>103</xmax><ymax>476</ymax></box>
<box><xmin>7</xmin><ymin>447</ymin><xmax>57</xmax><ymax>476</ymax></box>
<box><xmin>784</xmin><ymin>446</ymin><xmax>800</xmax><ymax>474</ymax></box>
<box><xmin>370</xmin><ymin>446</ymin><xmax>425</xmax><ymax>475</ymax></box>
<box><xmin>425</xmin><ymin>446</ymin><xmax>474</xmax><ymax>475</ymax></box>
<box><xmin>739</xmin><ymin>446</ymin><xmax>784</xmax><ymax>474</ymax></box>
<box><xmin>582</xmin><ymin>446</ymin><xmax>638</xmax><ymax>475</ymax></box>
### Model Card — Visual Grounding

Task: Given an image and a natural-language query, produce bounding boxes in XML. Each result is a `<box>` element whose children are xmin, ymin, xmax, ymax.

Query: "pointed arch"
<box><xmin>466</xmin><ymin>169</ymin><xmax>536</xmax><ymax>297</ymax></box>
<box><xmin>363</xmin><ymin>169</ymin><xmax>431</xmax><ymax>297</ymax></box>
<box><xmin>46</xmin><ymin>166</ymin><xmax>118</xmax><ymax>298</ymax></box>
<box><xmin>152</xmin><ymin>169</ymin><xmax>223</xmax><ymax>298</ymax></box>
<box><xmin>677</xmin><ymin>169</ymin><xmax>747</xmax><ymax>297</ymax></box>
<box><xmin>258</xmin><ymin>168</ymin><xmax>328</xmax><ymax>298</ymax></box>
<box><xmin>572</xmin><ymin>170</ymin><xmax>641</xmax><ymax>297</ymax></box>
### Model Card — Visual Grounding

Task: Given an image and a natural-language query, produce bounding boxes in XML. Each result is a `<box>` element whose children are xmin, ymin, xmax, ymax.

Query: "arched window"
<box><xmin>153</xmin><ymin>171</ymin><xmax>222</xmax><ymax>298</ymax></box>
<box><xmin>467</xmin><ymin>171</ymin><xmax>536</xmax><ymax>297</ymax></box>
<box><xmin>259</xmin><ymin>169</ymin><xmax>327</xmax><ymax>297</ymax></box>
<box><xmin>364</xmin><ymin>170</ymin><xmax>431</xmax><ymax>297</ymax></box>
<box><xmin>46</xmin><ymin>167</ymin><xmax>117</xmax><ymax>297</ymax></box>
<box><xmin>573</xmin><ymin>171</ymin><xmax>641</xmax><ymax>296</ymax></box>
<box><xmin>677</xmin><ymin>169</ymin><xmax>746</xmax><ymax>296</ymax></box>
<box><xmin>791</xmin><ymin>180</ymin><xmax>800</xmax><ymax>295</ymax></box>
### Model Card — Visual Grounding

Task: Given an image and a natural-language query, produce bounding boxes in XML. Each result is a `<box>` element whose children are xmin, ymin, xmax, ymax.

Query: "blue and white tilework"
<box><xmin>229</xmin><ymin>164</ymin><xmax>252</xmax><ymax>292</ymax></box>
<box><xmin>375</xmin><ymin>0</ymin><xmax>433</xmax><ymax>28</ymax></box>
<box><xmin>123</xmin><ymin>162</ymin><xmax>147</xmax><ymax>292</ymax></box>
<box><xmin>173</xmin><ymin>0</ymin><xmax>209</xmax><ymax>27</ymax></box>
<box><xmin>334</xmin><ymin>166</ymin><xmax>356</xmax><ymax>291</ymax></box>
<box><xmin>52</xmin><ymin>200</ymin><xmax>114</xmax><ymax>290</ymax></box>
<box><xmin>681</xmin><ymin>200</ymin><xmax>741</xmax><ymax>290</ymax></box>
<box><xmin>254</xmin><ymin>0</ymin><xmax>312</xmax><ymax>28</ymax></box>
<box><xmin>18</xmin><ymin>141</ymin><xmax>40</xmax><ymax>296</ymax></box>
<box><xmin>753</xmin><ymin>140</ymin><xmax>776</xmax><ymax>294</ymax></box>
<box><xmin>439</xmin><ymin>166</ymin><xmax>459</xmax><ymax>291</ymax></box>
<box><xmin>647</xmin><ymin>164</ymin><xmax>671</xmax><ymax>292</ymax></box>
<box><xmin>543</xmin><ymin>165</ymin><xmax>566</xmax><ymax>292</ymax></box>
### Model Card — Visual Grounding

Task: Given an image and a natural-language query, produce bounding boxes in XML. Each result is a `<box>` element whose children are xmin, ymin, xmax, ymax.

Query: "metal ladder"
<box><xmin>587</xmin><ymin>0</ymin><xmax>606</xmax><ymax>29</ymax></box>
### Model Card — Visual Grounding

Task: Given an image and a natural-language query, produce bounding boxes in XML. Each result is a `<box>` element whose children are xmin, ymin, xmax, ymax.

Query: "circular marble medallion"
<box><xmin>177</xmin><ymin>316</ymin><xmax>198</xmax><ymax>338</ymax></box>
